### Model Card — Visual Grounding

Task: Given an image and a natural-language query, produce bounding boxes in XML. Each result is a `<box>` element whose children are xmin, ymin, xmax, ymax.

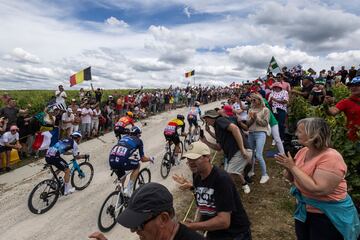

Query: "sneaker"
<box><xmin>247</xmin><ymin>171</ymin><xmax>255</xmax><ymax>178</ymax></box>
<box><xmin>242</xmin><ymin>184</ymin><xmax>251</xmax><ymax>194</ymax></box>
<box><xmin>260</xmin><ymin>175</ymin><xmax>270</xmax><ymax>184</ymax></box>
<box><xmin>64</xmin><ymin>187</ymin><xmax>75</xmax><ymax>196</ymax></box>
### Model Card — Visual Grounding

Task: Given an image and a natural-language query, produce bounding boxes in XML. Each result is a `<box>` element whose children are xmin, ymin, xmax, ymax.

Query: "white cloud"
<box><xmin>105</xmin><ymin>16</ymin><xmax>129</xmax><ymax>28</ymax></box>
<box><xmin>3</xmin><ymin>48</ymin><xmax>41</xmax><ymax>63</ymax></box>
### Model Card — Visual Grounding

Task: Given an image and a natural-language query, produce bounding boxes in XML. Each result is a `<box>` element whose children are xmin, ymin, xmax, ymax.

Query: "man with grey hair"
<box><xmin>89</xmin><ymin>182</ymin><xmax>205</xmax><ymax>240</ymax></box>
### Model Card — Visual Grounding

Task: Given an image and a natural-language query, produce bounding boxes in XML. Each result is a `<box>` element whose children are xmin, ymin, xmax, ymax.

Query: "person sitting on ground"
<box><xmin>163</xmin><ymin>114</ymin><xmax>187</xmax><ymax>160</ymax></box>
<box><xmin>89</xmin><ymin>182</ymin><xmax>205</xmax><ymax>240</ymax></box>
<box><xmin>0</xmin><ymin>125</ymin><xmax>22</xmax><ymax>172</ymax></box>
<box><xmin>324</xmin><ymin>76</ymin><xmax>360</xmax><ymax>142</ymax></box>
<box><xmin>275</xmin><ymin>118</ymin><xmax>360</xmax><ymax>240</ymax></box>
<box><xmin>114</xmin><ymin>111</ymin><xmax>135</xmax><ymax>140</ymax></box>
<box><xmin>108</xmin><ymin>126</ymin><xmax>153</xmax><ymax>197</ymax></box>
<box><xmin>44</xmin><ymin>131</ymin><xmax>87</xmax><ymax>195</ymax></box>
<box><xmin>173</xmin><ymin>142</ymin><xmax>252</xmax><ymax>240</ymax></box>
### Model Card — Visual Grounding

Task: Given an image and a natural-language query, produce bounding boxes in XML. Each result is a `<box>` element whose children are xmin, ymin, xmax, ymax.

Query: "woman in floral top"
<box><xmin>269</xmin><ymin>82</ymin><xmax>289</xmax><ymax>141</ymax></box>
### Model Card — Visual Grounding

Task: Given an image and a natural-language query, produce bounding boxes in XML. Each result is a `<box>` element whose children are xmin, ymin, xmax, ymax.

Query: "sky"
<box><xmin>1</xmin><ymin>0</ymin><xmax>360</xmax><ymax>90</ymax></box>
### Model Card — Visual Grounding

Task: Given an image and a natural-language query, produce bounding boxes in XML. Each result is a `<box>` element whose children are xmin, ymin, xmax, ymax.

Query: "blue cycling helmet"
<box><xmin>130</xmin><ymin>126</ymin><xmax>142</xmax><ymax>135</ymax></box>
<box><xmin>71</xmin><ymin>131</ymin><xmax>82</xmax><ymax>139</ymax></box>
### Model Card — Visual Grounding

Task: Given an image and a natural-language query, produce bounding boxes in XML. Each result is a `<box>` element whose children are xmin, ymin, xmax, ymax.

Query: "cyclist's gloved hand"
<box><xmin>149</xmin><ymin>156</ymin><xmax>155</xmax><ymax>164</ymax></box>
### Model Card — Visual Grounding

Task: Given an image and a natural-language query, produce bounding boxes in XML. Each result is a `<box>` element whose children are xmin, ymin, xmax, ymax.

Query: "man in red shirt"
<box><xmin>326</xmin><ymin>76</ymin><xmax>360</xmax><ymax>141</ymax></box>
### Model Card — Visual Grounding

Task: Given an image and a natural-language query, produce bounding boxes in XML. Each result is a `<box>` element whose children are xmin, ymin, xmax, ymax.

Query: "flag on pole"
<box><xmin>185</xmin><ymin>70</ymin><xmax>195</xmax><ymax>78</ymax></box>
<box><xmin>267</xmin><ymin>57</ymin><xmax>280</xmax><ymax>74</ymax></box>
<box><xmin>70</xmin><ymin>66</ymin><xmax>92</xmax><ymax>87</ymax></box>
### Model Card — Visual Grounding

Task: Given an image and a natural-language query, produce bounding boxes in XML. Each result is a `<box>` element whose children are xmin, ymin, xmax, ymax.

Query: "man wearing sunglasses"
<box><xmin>0</xmin><ymin>125</ymin><xmax>22</xmax><ymax>172</ymax></box>
<box><xmin>89</xmin><ymin>182</ymin><xmax>205</xmax><ymax>240</ymax></box>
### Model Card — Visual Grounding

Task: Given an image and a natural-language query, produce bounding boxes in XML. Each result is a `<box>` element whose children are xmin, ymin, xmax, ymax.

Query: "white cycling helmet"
<box><xmin>71</xmin><ymin>131</ymin><xmax>82</xmax><ymax>139</ymax></box>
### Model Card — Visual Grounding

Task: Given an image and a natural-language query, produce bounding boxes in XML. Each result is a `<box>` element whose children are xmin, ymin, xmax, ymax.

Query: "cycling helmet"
<box><xmin>194</xmin><ymin>101</ymin><xmax>200</xmax><ymax>107</ymax></box>
<box><xmin>71</xmin><ymin>131</ymin><xmax>82</xmax><ymax>139</ymax></box>
<box><xmin>126</xmin><ymin>111</ymin><xmax>134</xmax><ymax>117</ymax></box>
<box><xmin>130</xmin><ymin>126</ymin><xmax>142</xmax><ymax>135</ymax></box>
<box><xmin>177</xmin><ymin>114</ymin><xmax>185</xmax><ymax>120</ymax></box>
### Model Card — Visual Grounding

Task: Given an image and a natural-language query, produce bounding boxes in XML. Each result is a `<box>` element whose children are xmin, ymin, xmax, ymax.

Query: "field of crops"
<box><xmin>0</xmin><ymin>89</ymin><xmax>133</xmax><ymax>114</ymax></box>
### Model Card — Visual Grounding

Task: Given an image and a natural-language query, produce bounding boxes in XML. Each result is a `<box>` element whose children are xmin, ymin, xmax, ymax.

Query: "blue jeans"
<box><xmin>248</xmin><ymin>131</ymin><xmax>267</xmax><ymax>176</ymax></box>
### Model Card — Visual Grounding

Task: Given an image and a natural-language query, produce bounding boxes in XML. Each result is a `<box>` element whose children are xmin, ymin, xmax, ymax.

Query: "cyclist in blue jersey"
<box><xmin>45</xmin><ymin>131</ymin><xmax>87</xmax><ymax>195</ymax></box>
<box><xmin>187</xmin><ymin>101</ymin><xmax>202</xmax><ymax>137</ymax></box>
<box><xmin>109</xmin><ymin>126</ymin><xmax>154</xmax><ymax>197</ymax></box>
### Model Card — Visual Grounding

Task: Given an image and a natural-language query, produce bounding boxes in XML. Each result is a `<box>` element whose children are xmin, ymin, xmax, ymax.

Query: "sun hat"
<box><xmin>117</xmin><ymin>183</ymin><xmax>173</xmax><ymax>229</ymax></box>
<box><xmin>202</xmin><ymin>109</ymin><xmax>220</xmax><ymax>119</ymax></box>
<box><xmin>183</xmin><ymin>142</ymin><xmax>211</xmax><ymax>160</ymax></box>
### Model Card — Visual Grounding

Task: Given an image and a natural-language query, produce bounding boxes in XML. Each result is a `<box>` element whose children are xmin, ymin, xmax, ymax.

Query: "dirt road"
<box><xmin>0</xmin><ymin>101</ymin><xmax>221</xmax><ymax>240</ymax></box>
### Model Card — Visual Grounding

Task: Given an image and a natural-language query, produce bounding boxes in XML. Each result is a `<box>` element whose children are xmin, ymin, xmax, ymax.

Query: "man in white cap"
<box><xmin>61</xmin><ymin>108</ymin><xmax>74</xmax><ymax>137</ymax></box>
<box><xmin>0</xmin><ymin>125</ymin><xmax>22</xmax><ymax>172</ymax></box>
<box><xmin>174</xmin><ymin>142</ymin><xmax>252</xmax><ymax>240</ymax></box>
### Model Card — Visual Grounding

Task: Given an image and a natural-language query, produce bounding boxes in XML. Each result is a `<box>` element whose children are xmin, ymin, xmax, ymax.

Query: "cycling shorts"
<box><xmin>109</xmin><ymin>156</ymin><xmax>139</xmax><ymax>179</ymax></box>
<box><xmin>45</xmin><ymin>156</ymin><xmax>68</xmax><ymax>171</ymax></box>
<box><xmin>164</xmin><ymin>133</ymin><xmax>180</xmax><ymax>145</ymax></box>
<box><xmin>187</xmin><ymin>117</ymin><xmax>198</xmax><ymax>127</ymax></box>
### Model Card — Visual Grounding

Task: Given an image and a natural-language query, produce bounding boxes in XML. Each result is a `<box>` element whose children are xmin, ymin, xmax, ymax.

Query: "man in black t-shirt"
<box><xmin>180</xmin><ymin>142</ymin><xmax>251</xmax><ymax>240</ymax></box>
<box><xmin>291</xmin><ymin>76</ymin><xmax>314</xmax><ymax>99</ymax></box>
<box><xmin>89</xmin><ymin>182</ymin><xmax>205</xmax><ymax>240</ymax></box>
<box><xmin>201</xmin><ymin>109</ymin><xmax>252</xmax><ymax>194</ymax></box>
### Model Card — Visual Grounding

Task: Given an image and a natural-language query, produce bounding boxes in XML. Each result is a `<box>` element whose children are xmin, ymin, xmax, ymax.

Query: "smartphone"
<box><xmin>200</xmin><ymin>129</ymin><xmax>204</xmax><ymax>138</ymax></box>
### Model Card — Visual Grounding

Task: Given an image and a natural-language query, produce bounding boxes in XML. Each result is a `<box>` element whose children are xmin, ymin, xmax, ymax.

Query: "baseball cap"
<box><xmin>202</xmin><ymin>109</ymin><xmax>220</xmax><ymax>119</ymax></box>
<box><xmin>315</xmin><ymin>78</ymin><xmax>326</xmax><ymax>85</ymax></box>
<box><xmin>71</xmin><ymin>98</ymin><xmax>76</xmax><ymax>102</ymax></box>
<box><xmin>348</xmin><ymin>76</ymin><xmax>360</xmax><ymax>86</ymax></box>
<box><xmin>223</xmin><ymin>105</ymin><xmax>234</xmax><ymax>116</ymax></box>
<box><xmin>117</xmin><ymin>183</ymin><xmax>173</xmax><ymax>229</ymax></box>
<box><xmin>183</xmin><ymin>142</ymin><xmax>211</xmax><ymax>160</ymax></box>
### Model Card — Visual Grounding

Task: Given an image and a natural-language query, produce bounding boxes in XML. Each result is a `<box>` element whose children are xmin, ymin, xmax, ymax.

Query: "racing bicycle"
<box><xmin>28</xmin><ymin>154</ymin><xmax>93</xmax><ymax>214</ymax></box>
<box><xmin>160</xmin><ymin>138</ymin><xmax>184</xmax><ymax>179</ymax></box>
<box><xmin>97</xmin><ymin>155</ymin><xmax>151</xmax><ymax>232</ymax></box>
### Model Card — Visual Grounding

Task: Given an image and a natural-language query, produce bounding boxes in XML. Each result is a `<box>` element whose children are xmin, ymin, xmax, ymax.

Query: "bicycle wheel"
<box><xmin>98</xmin><ymin>191</ymin><xmax>125</xmax><ymax>232</ymax></box>
<box><xmin>28</xmin><ymin>179</ymin><xmax>60</xmax><ymax>214</ymax></box>
<box><xmin>160</xmin><ymin>152</ymin><xmax>171</xmax><ymax>179</ymax></box>
<box><xmin>71</xmin><ymin>162</ymin><xmax>94</xmax><ymax>190</ymax></box>
<box><xmin>134</xmin><ymin>168</ymin><xmax>151</xmax><ymax>191</ymax></box>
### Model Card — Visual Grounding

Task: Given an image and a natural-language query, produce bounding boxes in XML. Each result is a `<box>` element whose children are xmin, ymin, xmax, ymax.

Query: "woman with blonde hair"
<box><xmin>246</xmin><ymin>93</ymin><xmax>270</xmax><ymax>184</ymax></box>
<box><xmin>275</xmin><ymin>117</ymin><xmax>360</xmax><ymax>240</ymax></box>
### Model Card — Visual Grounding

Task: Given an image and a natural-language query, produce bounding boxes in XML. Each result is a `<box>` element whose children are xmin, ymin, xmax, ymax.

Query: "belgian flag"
<box><xmin>70</xmin><ymin>67</ymin><xmax>92</xmax><ymax>87</ymax></box>
<box><xmin>185</xmin><ymin>70</ymin><xmax>195</xmax><ymax>78</ymax></box>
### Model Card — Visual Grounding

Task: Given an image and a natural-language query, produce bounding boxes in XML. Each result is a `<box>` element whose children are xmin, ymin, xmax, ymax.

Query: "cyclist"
<box><xmin>187</xmin><ymin>101</ymin><xmax>202</xmax><ymax>138</ymax></box>
<box><xmin>164</xmin><ymin>114</ymin><xmax>187</xmax><ymax>159</ymax></box>
<box><xmin>108</xmin><ymin>126</ymin><xmax>153</xmax><ymax>197</ymax></box>
<box><xmin>114</xmin><ymin>111</ymin><xmax>135</xmax><ymax>140</ymax></box>
<box><xmin>45</xmin><ymin>131</ymin><xmax>87</xmax><ymax>195</ymax></box>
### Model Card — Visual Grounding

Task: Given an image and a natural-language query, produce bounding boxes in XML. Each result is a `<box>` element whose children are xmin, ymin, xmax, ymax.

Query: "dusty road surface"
<box><xmin>0</xmin><ymin>101</ymin><xmax>221</xmax><ymax>240</ymax></box>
